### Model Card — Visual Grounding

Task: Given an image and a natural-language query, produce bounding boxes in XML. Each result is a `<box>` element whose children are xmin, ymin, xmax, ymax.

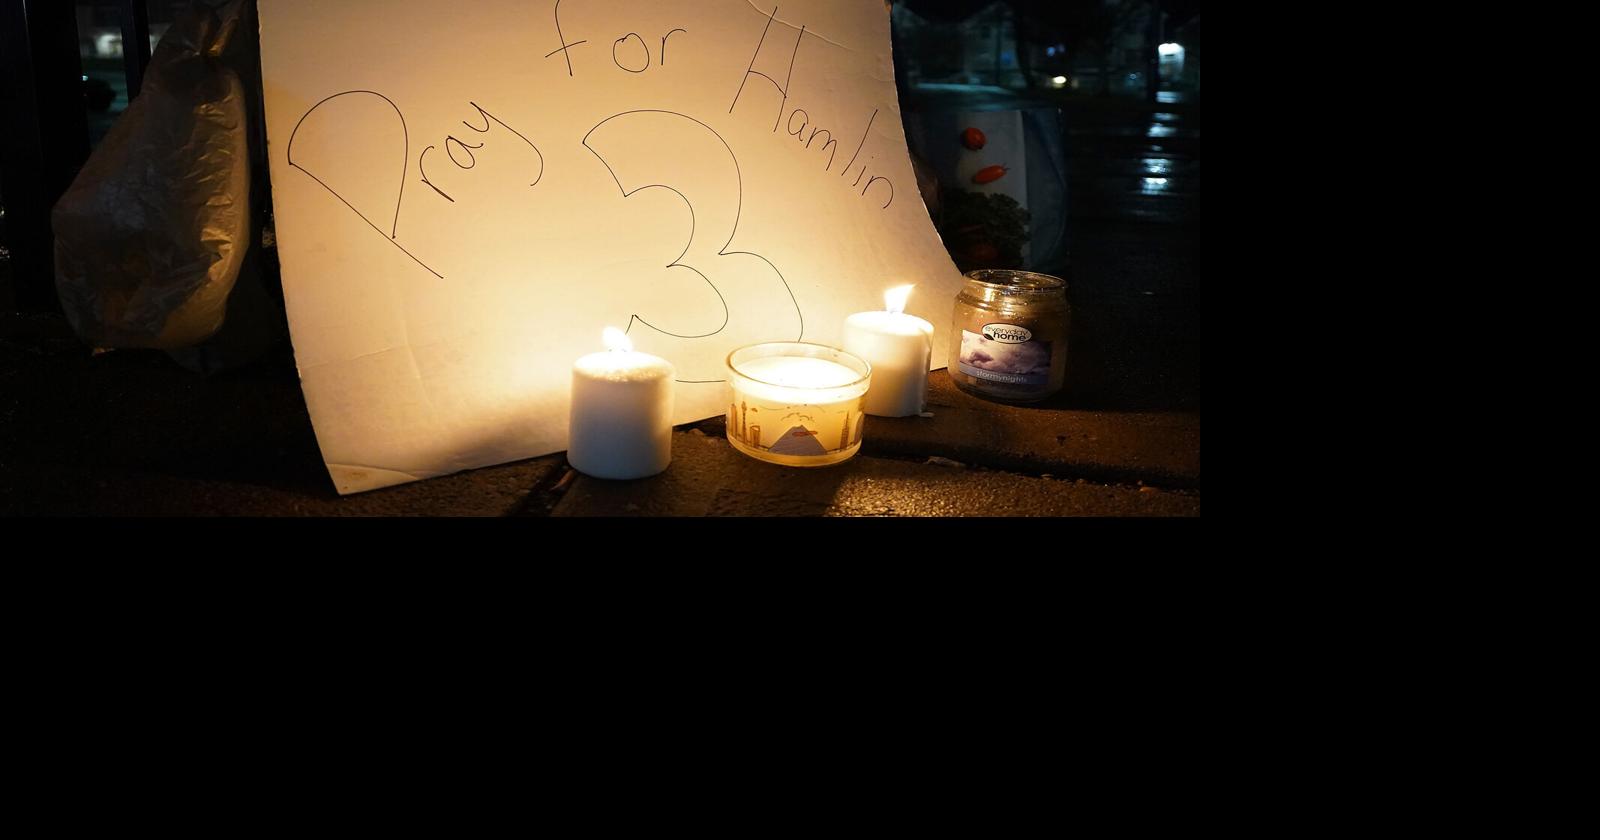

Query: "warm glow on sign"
<box><xmin>260</xmin><ymin>0</ymin><xmax>964</xmax><ymax>494</ymax></box>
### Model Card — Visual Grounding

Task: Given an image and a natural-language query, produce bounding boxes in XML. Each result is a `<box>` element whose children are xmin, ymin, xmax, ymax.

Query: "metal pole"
<box><xmin>119</xmin><ymin>0</ymin><xmax>150</xmax><ymax>100</ymax></box>
<box><xmin>0</xmin><ymin>0</ymin><xmax>90</xmax><ymax>312</ymax></box>
<box><xmin>1146</xmin><ymin>0</ymin><xmax>1162</xmax><ymax>102</ymax></box>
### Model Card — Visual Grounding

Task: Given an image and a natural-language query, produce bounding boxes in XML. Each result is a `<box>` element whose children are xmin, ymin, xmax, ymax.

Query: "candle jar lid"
<box><xmin>959</xmin><ymin>269</ymin><xmax>1068</xmax><ymax>309</ymax></box>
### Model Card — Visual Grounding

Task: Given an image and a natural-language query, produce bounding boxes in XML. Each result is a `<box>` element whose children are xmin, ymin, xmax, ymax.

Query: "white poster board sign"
<box><xmin>260</xmin><ymin>0</ymin><xmax>963</xmax><ymax>493</ymax></box>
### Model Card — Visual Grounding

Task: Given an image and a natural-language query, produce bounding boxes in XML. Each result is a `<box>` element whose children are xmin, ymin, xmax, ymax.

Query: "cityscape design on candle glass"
<box><xmin>725</xmin><ymin>343</ymin><xmax>872</xmax><ymax>467</ymax></box>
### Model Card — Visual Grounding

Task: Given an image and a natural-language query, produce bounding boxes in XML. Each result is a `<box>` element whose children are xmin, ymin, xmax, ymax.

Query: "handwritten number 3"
<box><xmin>583</xmin><ymin>110</ymin><xmax>803</xmax><ymax>383</ymax></box>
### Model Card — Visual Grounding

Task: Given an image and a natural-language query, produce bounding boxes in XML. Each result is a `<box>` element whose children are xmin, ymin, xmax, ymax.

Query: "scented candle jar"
<box><xmin>948</xmin><ymin>270</ymin><xmax>1069</xmax><ymax>403</ymax></box>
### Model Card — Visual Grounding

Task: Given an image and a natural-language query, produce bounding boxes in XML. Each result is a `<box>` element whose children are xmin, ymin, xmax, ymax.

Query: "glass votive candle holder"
<box><xmin>725</xmin><ymin>342</ymin><xmax>872</xmax><ymax>467</ymax></box>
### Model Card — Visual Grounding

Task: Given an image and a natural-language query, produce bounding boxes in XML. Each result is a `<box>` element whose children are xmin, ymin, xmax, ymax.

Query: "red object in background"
<box><xmin>961</xmin><ymin>127</ymin><xmax>986</xmax><ymax>150</ymax></box>
<box><xmin>972</xmin><ymin>164</ymin><xmax>1008</xmax><ymax>185</ymax></box>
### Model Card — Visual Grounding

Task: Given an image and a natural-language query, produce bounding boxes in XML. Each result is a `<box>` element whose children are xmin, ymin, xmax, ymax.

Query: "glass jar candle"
<box><xmin>949</xmin><ymin>270</ymin><xmax>1069</xmax><ymax>403</ymax></box>
<box><xmin>725</xmin><ymin>342</ymin><xmax>871</xmax><ymax>467</ymax></box>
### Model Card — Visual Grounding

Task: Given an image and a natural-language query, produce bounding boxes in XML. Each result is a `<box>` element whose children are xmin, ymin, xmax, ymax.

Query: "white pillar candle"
<box><xmin>842</xmin><ymin>284</ymin><xmax>934</xmax><ymax>417</ymax></box>
<box><xmin>569</xmin><ymin>328</ymin><xmax>674</xmax><ymax>480</ymax></box>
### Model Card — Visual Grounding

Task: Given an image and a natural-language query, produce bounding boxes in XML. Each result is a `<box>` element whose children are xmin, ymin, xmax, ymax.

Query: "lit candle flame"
<box><xmin>603</xmin><ymin>327</ymin><xmax>633</xmax><ymax>352</ymax></box>
<box><xmin>884</xmin><ymin>284</ymin><xmax>915</xmax><ymax>315</ymax></box>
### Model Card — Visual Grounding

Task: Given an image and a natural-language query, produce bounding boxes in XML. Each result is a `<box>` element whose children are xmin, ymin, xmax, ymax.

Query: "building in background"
<box><xmin>892</xmin><ymin>2</ymin><xmax>1023</xmax><ymax>90</ymax></box>
<box><xmin>891</xmin><ymin>0</ymin><xmax>1200</xmax><ymax>98</ymax></box>
<box><xmin>74</xmin><ymin>2</ymin><xmax>179</xmax><ymax>143</ymax></box>
<box><xmin>1171</xmin><ymin>13</ymin><xmax>1200</xmax><ymax>91</ymax></box>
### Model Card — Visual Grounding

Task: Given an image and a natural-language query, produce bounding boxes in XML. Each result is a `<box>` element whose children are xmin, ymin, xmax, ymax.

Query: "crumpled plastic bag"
<box><xmin>52</xmin><ymin>0</ymin><xmax>251</xmax><ymax>349</ymax></box>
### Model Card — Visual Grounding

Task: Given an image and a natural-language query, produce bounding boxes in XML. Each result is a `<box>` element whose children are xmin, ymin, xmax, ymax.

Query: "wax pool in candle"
<box><xmin>842</xmin><ymin>284</ymin><xmax>934</xmax><ymax>417</ymax></box>
<box><xmin>736</xmin><ymin>357</ymin><xmax>862</xmax><ymax>389</ymax></box>
<box><xmin>569</xmin><ymin>328</ymin><xmax>674</xmax><ymax>480</ymax></box>
<box><xmin>726</xmin><ymin>344</ymin><xmax>871</xmax><ymax>467</ymax></box>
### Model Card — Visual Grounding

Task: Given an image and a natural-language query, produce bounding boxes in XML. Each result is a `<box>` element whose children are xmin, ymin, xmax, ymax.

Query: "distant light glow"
<box><xmin>1158</xmin><ymin>42</ymin><xmax>1184</xmax><ymax>56</ymax></box>
<box><xmin>1046</xmin><ymin>46</ymin><xmax>1057</xmax><ymax>57</ymax></box>
<box><xmin>1143</xmin><ymin>158</ymin><xmax>1171</xmax><ymax>176</ymax></box>
<box><xmin>94</xmin><ymin>33</ymin><xmax>123</xmax><ymax>58</ymax></box>
<box><xmin>1051</xmin><ymin>75</ymin><xmax>1068</xmax><ymax>87</ymax></box>
<box><xmin>1142</xmin><ymin>178</ymin><xmax>1170</xmax><ymax>194</ymax></box>
<box><xmin>1148</xmin><ymin>124</ymin><xmax>1176</xmax><ymax>138</ymax></box>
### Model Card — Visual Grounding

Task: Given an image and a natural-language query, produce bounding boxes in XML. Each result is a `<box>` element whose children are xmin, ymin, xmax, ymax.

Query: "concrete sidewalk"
<box><xmin>0</xmin><ymin>344</ymin><xmax>1196</xmax><ymax>516</ymax></box>
<box><xmin>1</xmin><ymin>326</ymin><xmax>1198</xmax><ymax>518</ymax></box>
<box><xmin>553</xmin><ymin>425</ymin><xmax>1197</xmax><ymax>517</ymax></box>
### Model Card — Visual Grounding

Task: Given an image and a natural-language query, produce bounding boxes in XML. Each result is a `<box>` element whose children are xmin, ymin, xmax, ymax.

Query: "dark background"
<box><xmin>1</xmin><ymin>0</ymin><xmax>1200</xmax><ymax>312</ymax></box>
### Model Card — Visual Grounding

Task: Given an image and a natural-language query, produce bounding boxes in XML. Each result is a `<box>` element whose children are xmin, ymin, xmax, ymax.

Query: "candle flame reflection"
<box><xmin>603</xmin><ymin>327</ymin><xmax>633</xmax><ymax>352</ymax></box>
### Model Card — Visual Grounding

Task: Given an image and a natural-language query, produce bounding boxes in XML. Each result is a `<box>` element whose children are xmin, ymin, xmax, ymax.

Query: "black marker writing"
<box><xmin>805</xmin><ymin>127</ymin><xmax>837</xmax><ymax>168</ymax></box>
<box><xmin>728</xmin><ymin>6</ymin><xmax>894</xmax><ymax>209</ymax></box>
<box><xmin>613</xmin><ymin>33</ymin><xmax>649</xmax><ymax>73</ymax></box>
<box><xmin>469</xmin><ymin>102</ymin><xmax>544</xmax><ymax>187</ymax></box>
<box><xmin>418</xmin><ymin>145</ymin><xmax>454</xmax><ymax>202</ymax></box>
<box><xmin>421</xmin><ymin>101</ymin><xmax>545</xmax><ymax>202</ymax></box>
<box><xmin>547</xmin><ymin>2</ymin><xmax>688</xmax><ymax>77</ymax></box>
<box><xmin>863</xmin><ymin>175</ymin><xmax>893</xmax><ymax>209</ymax></box>
<box><xmin>287</xmin><ymin>90</ymin><xmax>443</xmax><ymax>278</ymax></box>
<box><xmin>545</xmin><ymin>0</ymin><xmax>587</xmax><ymax>76</ymax></box>
<box><xmin>661</xmin><ymin>28</ymin><xmax>686</xmax><ymax>64</ymax></box>
<box><xmin>446</xmin><ymin>136</ymin><xmax>483</xmax><ymax>169</ymax></box>
<box><xmin>584</xmin><ymin>109</ymin><xmax>804</xmax><ymax>384</ymax></box>
<box><xmin>840</xmin><ymin>109</ymin><xmax>875</xmax><ymax>179</ymax></box>
<box><xmin>729</xmin><ymin>5</ymin><xmax>801</xmax><ymax>133</ymax></box>
<box><xmin>288</xmin><ymin>94</ymin><xmax>547</xmax><ymax>277</ymax></box>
